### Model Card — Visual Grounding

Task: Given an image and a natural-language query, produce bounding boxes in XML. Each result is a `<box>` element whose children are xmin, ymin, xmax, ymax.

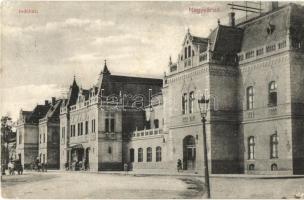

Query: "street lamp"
<box><xmin>198</xmin><ymin>95</ymin><xmax>211</xmax><ymax>199</ymax></box>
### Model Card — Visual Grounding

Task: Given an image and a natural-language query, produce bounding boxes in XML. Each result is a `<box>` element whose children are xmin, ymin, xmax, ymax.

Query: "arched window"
<box><xmin>156</xmin><ymin>146</ymin><xmax>162</xmax><ymax>162</ymax></box>
<box><xmin>270</xmin><ymin>133</ymin><xmax>278</xmax><ymax>158</ymax></box>
<box><xmin>268</xmin><ymin>81</ymin><xmax>277</xmax><ymax>107</ymax></box>
<box><xmin>246</xmin><ymin>86</ymin><xmax>254</xmax><ymax>110</ymax></box>
<box><xmin>182</xmin><ymin>93</ymin><xmax>188</xmax><ymax>114</ymax></box>
<box><xmin>147</xmin><ymin>147</ymin><xmax>152</xmax><ymax>162</ymax></box>
<box><xmin>138</xmin><ymin>148</ymin><xmax>143</xmax><ymax>162</ymax></box>
<box><xmin>189</xmin><ymin>91</ymin><xmax>195</xmax><ymax>114</ymax></box>
<box><xmin>248</xmin><ymin>164</ymin><xmax>255</xmax><ymax>170</ymax></box>
<box><xmin>271</xmin><ymin>163</ymin><xmax>278</xmax><ymax>171</ymax></box>
<box><xmin>248</xmin><ymin>136</ymin><xmax>255</xmax><ymax>160</ymax></box>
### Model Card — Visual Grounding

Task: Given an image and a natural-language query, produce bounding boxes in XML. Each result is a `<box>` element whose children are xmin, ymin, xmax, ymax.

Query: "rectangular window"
<box><xmin>81</xmin><ymin>122</ymin><xmax>83</xmax><ymax>135</ymax></box>
<box><xmin>189</xmin><ymin>91</ymin><xmax>195</xmax><ymax>114</ymax></box>
<box><xmin>110</xmin><ymin>119</ymin><xmax>115</xmax><ymax>132</ymax></box>
<box><xmin>270</xmin><ymin>134</ymin><xmax>279</xmax><ymax>159</ymax></box>
<box><xmin>147</xmin><ymin>147</ymin><xmax>152</xmax><ymax>162</ymax></box>
<box><xmin>105</xmin><ymin>119</ymin><xmax>109</xmax><ymax>132</ymax></box>
<box><xmin>138</xmin><ymin>148</ymin><xmax>143</xmax><ymax>162</ymax></box>
<box><xmin>248</xmin><ymin>136</ymin><xmax>255</xmax><ymax>160</ymax></box>
<box><xmin>43</xmin><ymin>133</ymin><xmax>46</xmax><ymax>143</ymax></box>
<box><xmin>154</xmin><ymin>119</ymin><xmax>159</xmax><ymax>129</ymax></box>
<box><xmin>91</xmin><ymin>119</ymin><xmax>95</xmax><ymax>133</ymax></box>
<box><xmin>246</xmin><ymin>86</ymin><xmax>254</xmax><ymax>110</ymax></box>
<box><xmin>156</xmin><ymin>147</ymin><xmax>162</xmax><ymax>162</ymax></box>
<box><xmin>182</xmin><ymin>93</ymin><xmax>188</xmax><ymax>114</ymax></box>
<box><xmin>39</xmin><ymin>134</ymin><xmax>42</xmax><ymax>144</ymax></box>
<box><xmin>85</xmin><ymin>121</ymin><xmax>88</xmax><ymax>134</ymax></box>
<box><xmin>77</xmin><ymin>123</ymin><xmax>80</xmax><ymax>136</ymax></box>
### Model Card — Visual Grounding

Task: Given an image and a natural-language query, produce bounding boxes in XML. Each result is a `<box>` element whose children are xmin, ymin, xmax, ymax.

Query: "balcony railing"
<box><xmin>132</xmin><ymin>128</ymin><xmax>163</xmax><ymax>138</ymax></box>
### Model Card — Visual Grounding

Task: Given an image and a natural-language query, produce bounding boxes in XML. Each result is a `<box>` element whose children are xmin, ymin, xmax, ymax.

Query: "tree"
<box><xmin>1</xmin><ymin>116</ymin><xmax>13</xmax><ymax>174</ymax></box>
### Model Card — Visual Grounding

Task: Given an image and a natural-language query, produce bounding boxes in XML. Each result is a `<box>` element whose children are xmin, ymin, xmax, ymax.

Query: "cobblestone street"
<box><xmin>1</xmin><ymin>171</ymin><xmax>304</xmax><ymax>199</ymax></box>
<box><xmin>1</xmin><ymin>171</ymin><xmax>204</xmax><ymax>199</ymax></box>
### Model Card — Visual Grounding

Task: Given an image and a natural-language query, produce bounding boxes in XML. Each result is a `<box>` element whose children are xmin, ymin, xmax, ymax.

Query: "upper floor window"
<box><xmin>138</xmin><ymin>148</ymin><xmax>143</xmax><ymax>162</ymax></box>
<box><xmin>268</xmin><ymin>81</ymin><xmax>277</xmax><ymax>107</ymax></box>
<box><xmin>154</xmin><ymin>119</ymin><xmax>159</xmax><ymax>129</ymax></box>
<box><xmin>189</xmin><ymin>91</ymin><xmax>195</xmax><ymax>114</ymax></box>
<box><xmin>248</xmin><ymin>136</ymin><xmax>255</xmax><ymax>160</ymax></box>
<box><xmin>270</xmin><ymin>133</ymin><xmax>278</xmax><ymax>159</ymax></box>
<box><xmin>105</xmin><ymin>113</ymin><xmax>115</xmax><ymax>133</ymax></box>
<box><xmin>43</xmin><ymin>132</ymin><xmax>46</xmax><ymax>143</ymax></box>
<box><xmin>91</xmin><ymin>119</ymin><xmax>96</xmax><ymax>133</ymax></box>
<box><xmin>182</xmin><ymin>93</ymin><xmax>188</xmax><ymax>114</ymax></box>
<box><xmin>156</xmin><ymin>146</ymin><xmax>162</xmax><ymax>162</ymax></box>
<box><xmin>184</xmin><ymin>47</ymin><xmax>187</xmax><ymax>59</ymax></box>
<box><xmin>77</xmin><ymin>123</ymin><xmax>81</xmax><ymax>136</ymax></box>
<box><xmin>188</xmin><ymin>46</ymin><xmax>191</xmax><ymax>58</ymax></box>
<box><xmin>147</xmin><ymin>147</ymin><xmax>152</xmax><ymax>162</ymax></box>
<box><xmin>246</xmin><ymin>86</ymin><xmax>254</xmax><ymax>110</ymax></box>
<box><xmin>80</xmin><ymin>122</ymin><xmax>83</xmax><ymax>135</ymax></box>
<box><xmin>85</xmin><ymin>121</ymin><xmax>88</xmax><ymax>135</ymax></box>
<box><xmin>39</xmin><ymin>134</ymin><xmax>42</xmax><ymax>144</ymax></box>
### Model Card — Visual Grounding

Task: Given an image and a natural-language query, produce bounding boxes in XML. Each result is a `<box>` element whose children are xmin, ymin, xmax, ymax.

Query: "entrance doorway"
<box><xmin>129</xmin><ymin>149</ymin><xmax>134</xmax><ymax>163</ymax></box>
<box><xmin>183</xmin><ymin>135</ymin><xmax>196</xmax><ymax>170</ymax></box>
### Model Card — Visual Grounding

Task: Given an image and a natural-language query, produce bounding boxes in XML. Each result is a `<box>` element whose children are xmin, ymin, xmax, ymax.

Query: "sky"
<box><xmin>0</xmin><ymin>1</ymin><xmax>296</xmax><ymax>120</ymax></box>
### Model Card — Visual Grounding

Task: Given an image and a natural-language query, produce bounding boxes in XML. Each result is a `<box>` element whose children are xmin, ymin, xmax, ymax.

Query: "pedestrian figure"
<box><xmin>177</xmin><ymin>159</ymin><xmax>182</xmax><ymax>172</ymax></box>
<box><xmin>124</xmin><ymin>163</ymin><xmax>128</xmax><ymax>175</ymax></box>
<box><xmin>8</xmin><ymin>161</ymin><xmax>14</xmax><ymax>175</ymax></box>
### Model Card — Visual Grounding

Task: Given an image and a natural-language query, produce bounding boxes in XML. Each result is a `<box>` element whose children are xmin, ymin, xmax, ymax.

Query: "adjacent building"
<box><xmin>16</xmin><ymin>99</ymin><xmax>62</xmax><ymax>169</ymax></box>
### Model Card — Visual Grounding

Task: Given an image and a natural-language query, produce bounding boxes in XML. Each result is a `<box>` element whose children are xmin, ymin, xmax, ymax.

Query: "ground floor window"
<box><xmin>156</xmin><ymin>146</ymin><xmax>161</xmax><ymax>162</ymax></box>
<box><xmin>138</xmin><ymin>148</ymin><xmax>143</xmax><ymax>162</ymax></box>
<box><xmin>271</xmin><ymin>163</ymin><xmax>278</xmax><ymax>171</ymax></box>
<box><xmin>147</xmin><ymin>147</ymin><xmax>152</xmax><ymax>162</ymax></box>
<box><xmin>248</xmin><ymin>164</ymin><xmax>255</xmax><ymax>171</ymax></box>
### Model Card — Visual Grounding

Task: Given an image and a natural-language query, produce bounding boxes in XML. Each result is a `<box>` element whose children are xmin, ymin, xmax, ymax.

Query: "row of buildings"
<box><xmin>16</xmin><ymin>2</ymin><xmax>304</xmax><ymax>174</ymax></box>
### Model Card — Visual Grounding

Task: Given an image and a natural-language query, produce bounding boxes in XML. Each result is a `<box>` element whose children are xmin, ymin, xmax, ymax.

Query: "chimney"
<box><xmin>52</xmin><ymin>97</ymin><xmax>56</xmax><ymax>105</ymax></box>
<box><xmin>228</xmin><ymin>12</ymin><xmax>235</xmax><ymax>27</ymax></box>
<box><xmin>45</xmin><ymin>100</ymin><xmax>49</xmax><ymax>105</ymax></box>
<box><xmin>268</xmin><ymin>2</ymin><xmax>279</xmax><ymax>11</ymax></box>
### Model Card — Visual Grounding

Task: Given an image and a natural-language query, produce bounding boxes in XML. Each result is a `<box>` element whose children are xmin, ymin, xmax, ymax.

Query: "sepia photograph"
<box><xmin>1</xmin><ymin>0</ymin><xmax>304</xmax><ymax>199</ymax></box>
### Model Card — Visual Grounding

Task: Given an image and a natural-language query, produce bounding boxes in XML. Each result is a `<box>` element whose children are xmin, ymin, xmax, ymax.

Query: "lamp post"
<box><xmin>198</xmin><ymin>95</ymin><xmax>211</xmax><ymax>199</ymax></box>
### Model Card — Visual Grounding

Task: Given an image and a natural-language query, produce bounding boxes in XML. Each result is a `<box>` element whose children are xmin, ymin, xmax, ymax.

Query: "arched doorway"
<box><xmin>183</xmin><ymin>135</ymin><xmax>196</xmax><ymax>170</ymax></box>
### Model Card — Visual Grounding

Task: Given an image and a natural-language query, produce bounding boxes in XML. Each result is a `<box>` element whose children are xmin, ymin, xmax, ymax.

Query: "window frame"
<box><xmin>270</xmin><ymin>133</ymin><xmax>279</xmax><ymax>159</ymax></box>
<box><xmin>268</xmin><ymin>81</ymin><xmax>278</xmax><ymax>107</ymax></box>
<box><xmin>246</xmin><ymin>86</ymin><xmax>254</xmax><ymax>110</ymax></box>
<box><xmin>138</xmin><ymin>148</ymin><xmax>143</xmax><ymax>162</ymax></box>
<box><xmin>248</xmin><ymin>136</ymin><xmax>255</xmax><ymax>160</ymax></box>
<box><xmin>156</xmin><ymin>146</ymin><xmax>162</xmax><ymax>162</ymax></box>
<box><xmin>147</xmin><ymin>147</ymin><xmax>152</xmax><ymax>162</ymax></box>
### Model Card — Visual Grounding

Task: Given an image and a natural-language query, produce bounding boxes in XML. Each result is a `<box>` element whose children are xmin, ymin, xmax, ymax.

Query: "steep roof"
<box><xmin>27</xmin><ymin>104</ymin><xmax>51</xmax><ymax>124</ymax></box>
<box><xmin>236</xmin><ymin>3</ymin><xmax>304</xmax><ymax>52</ymax></box>
<box><xmin>66</xmin><ymin>77</ymin><xmax>79</xmax><ymax>106</ymax></box>
<box><xmin>45</xmin><ymin>99</ymin><xmax>63</xmax><ymax>119</ymax></box>
<box><xmin>208</xmin><ymin>25</ymin><xmax>243</xmax><ymax>54</ymax></box>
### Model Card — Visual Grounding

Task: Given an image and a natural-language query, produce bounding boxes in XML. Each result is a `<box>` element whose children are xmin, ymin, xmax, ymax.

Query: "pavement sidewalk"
<box><xmin>28</xmin><ymin>169</ymin><xmax>304</xmax><ymax>179</ymax></box>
